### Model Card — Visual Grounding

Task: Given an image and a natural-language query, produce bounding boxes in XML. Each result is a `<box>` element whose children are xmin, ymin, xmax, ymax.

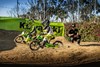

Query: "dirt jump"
<box><xmin>0</xmin><ymin>30</ymin><xmax>100</xmax><ymax>67</ymax></box>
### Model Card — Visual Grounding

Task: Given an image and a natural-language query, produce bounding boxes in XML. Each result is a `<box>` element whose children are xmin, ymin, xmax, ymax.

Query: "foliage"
<box><xmin>8</xmin><ymin>0</ymin><xmax>100</xmax><ymax>22</ymax></box>
<box><xmin>65</xmin><ymin>22</ymin><xmax>100</xmax><ymax>42</ymax></box>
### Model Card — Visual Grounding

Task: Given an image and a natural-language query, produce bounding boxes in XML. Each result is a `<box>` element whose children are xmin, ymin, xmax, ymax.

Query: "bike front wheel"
<box><xmin>53</xmin><ymin>41</ymin><xmax>63</xmax><ymax>48</ymax></box>
<box><xmin>29</xmin><ymin>41</ymin><xmax>40</xmax><ymax>51</ymax></box>
<box><xmin>14</xmin><ymin>36</ymin><xmax>24</xmax><ymax>43</ymax></box>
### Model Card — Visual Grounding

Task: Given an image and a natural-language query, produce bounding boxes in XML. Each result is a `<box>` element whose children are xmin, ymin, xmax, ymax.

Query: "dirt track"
<box><xmin>0</xmin><ymin>30</ymin><xmax>100</xmax><ymax>66</ymax></box>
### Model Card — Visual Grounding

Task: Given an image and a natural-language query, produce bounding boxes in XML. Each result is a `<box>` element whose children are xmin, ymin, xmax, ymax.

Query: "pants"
<box><xmin>70</xmin><ymin>35</ymin><xmax>81</xmax><ymax>44</ymax></box>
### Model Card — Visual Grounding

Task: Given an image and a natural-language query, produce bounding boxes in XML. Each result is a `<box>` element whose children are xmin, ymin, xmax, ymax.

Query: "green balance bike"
<box><xmin>29</xmin><ymin>34</ymin><xmax>63</xmax><ymax>51</ymax></box>
<box><xmin>14</xmin><ymin>31</ymin><xmax>35</xmax><ymax>44</ymax></box>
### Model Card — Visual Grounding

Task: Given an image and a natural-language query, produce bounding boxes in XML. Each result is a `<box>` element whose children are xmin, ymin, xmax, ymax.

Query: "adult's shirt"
<box><xmin>68</xmin><ymin>28</ymin><xmax>78</xmax><ymax>36</ymax></box>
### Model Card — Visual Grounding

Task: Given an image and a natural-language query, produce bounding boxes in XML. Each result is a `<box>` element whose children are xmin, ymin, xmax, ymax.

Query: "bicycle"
<box><xmin>14</xmin><ymin>31</ymin><xmax>36</xmax><ymax>45</ymax></box>
<box><xmin>29</xmin><ymin>34</ymin><xmax>63</xmax><ymax>51</ymax></box>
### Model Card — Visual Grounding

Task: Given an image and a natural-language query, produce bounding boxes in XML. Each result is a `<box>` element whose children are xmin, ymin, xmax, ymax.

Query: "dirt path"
<box><xmin>0</xmin><ymin>30</ymin><xmax>100</xmax><ymax>67</ymax></box>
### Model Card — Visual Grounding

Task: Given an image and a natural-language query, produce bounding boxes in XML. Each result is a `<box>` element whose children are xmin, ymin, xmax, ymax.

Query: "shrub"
<box><xmin>64</xmin><ymin>23</ymin><xmax>100</xmax><ymax>42</ymax></box>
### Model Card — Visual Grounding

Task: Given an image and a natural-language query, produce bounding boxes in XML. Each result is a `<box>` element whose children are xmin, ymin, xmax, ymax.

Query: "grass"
<box><xmin>0</xmin><ymin>17</ymin><xmax>25</xmax><ymax>31</ymax></box>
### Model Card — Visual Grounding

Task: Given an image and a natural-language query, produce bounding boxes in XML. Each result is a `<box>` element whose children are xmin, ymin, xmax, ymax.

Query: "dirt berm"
<box><xmin>0</xmin><ymin>30</ymin><xmax>100</xmax><ymax>67</ymax></box>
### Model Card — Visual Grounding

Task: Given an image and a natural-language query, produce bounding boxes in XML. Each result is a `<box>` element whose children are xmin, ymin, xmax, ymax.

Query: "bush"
<box><xmin>64</xmin><ymin>23</ymin><xmax>100</xmax><ymax>42</ymax></box>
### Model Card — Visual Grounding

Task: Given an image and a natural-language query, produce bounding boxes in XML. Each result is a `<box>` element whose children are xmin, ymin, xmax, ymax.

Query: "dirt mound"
<box><xmin>0</xmin><ymin>42</ymin><xmax>100</xmax><ymax>66</ymax></box>
<box><xmin>0</xmin><ymin>30</ymin><xmax>100</xmax><ymax>67</ymax></box>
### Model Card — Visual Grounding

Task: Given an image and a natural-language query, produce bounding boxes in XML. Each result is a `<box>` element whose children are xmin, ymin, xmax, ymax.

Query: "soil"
<box><xmin>0</xmin><ymin>30</ymin><xmax>100</xmax><ymax>67</ymax></box>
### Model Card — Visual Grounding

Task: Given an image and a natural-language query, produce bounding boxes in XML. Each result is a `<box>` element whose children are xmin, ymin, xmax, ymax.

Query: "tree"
<box><xmin>8</xmin><ymin>6</ymin><xmax>18</xmax><ymax>17</ymax></box>
<box><xmin>9</xmin><ymin>0</ymin><xmax>100</xmax><ymax>23</ymax></box>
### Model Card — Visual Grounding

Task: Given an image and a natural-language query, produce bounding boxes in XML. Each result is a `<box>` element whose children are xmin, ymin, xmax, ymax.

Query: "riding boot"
<box><xmin>40</xmin><ymin>40</ymin><xmax>47</xmax><ymax>48</ymax></box>
<box><xmin>72</xmin><ymin>40</ymin><xmax>74</xmax><ymax>43</ymax></box>
<box><xmin>43</xmin><ymin>40</ymin><xmax>48</xmax><ymax>46</ymax></box>
<box><xmin>70</xmin><ymin>37</ymin><xmax>74</xmax><ymax>43</ymax></box>
<box><xmin>77</xmin><ymin>35</ymin><xmax>81</xmax><ymax>45</ymax></box>
<box><xmin>77</xmin><ymin>39</ymin><xmax>81</xmax><ymax>45</ymax></box>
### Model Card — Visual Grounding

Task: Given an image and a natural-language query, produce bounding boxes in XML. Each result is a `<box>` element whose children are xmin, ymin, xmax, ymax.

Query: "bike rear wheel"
<box><xmin>29</xmin><ymin>41</ymin><xmax>40</xmax><ymax>51</ymax></box>
<box><xmin>53</xmin><ymin>41</ymin><xmax>63</xmax><ymax>47</ymax></box>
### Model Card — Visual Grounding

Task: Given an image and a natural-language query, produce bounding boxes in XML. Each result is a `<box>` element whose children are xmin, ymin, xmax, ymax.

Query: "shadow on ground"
<box><xmin>73</xmin><ymin>61</ymin><xmax>100</xmax><ymax>67</ymax></box>
<box><xmin>80</xmin><ymin>44</ymin><xmax>100</xmax><ymax>46</ymax></box>
<box><xmin>0</xmin><ymin>61</ymin><xmax>100</xmax><ymax>67</ymax></box>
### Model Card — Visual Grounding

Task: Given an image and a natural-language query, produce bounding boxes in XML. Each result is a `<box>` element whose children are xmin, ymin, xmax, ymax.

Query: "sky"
<box><xmin>0</xmin><ymin>0</ymin><xmax>28</xmax><ymax>16</ymax></box>
<box><xmin>0</xmin><ymin>0</ymin><xmax>100</xmax><ymax>17</ymax></box>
